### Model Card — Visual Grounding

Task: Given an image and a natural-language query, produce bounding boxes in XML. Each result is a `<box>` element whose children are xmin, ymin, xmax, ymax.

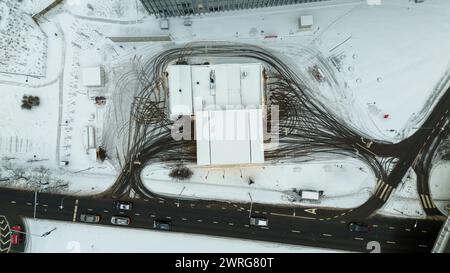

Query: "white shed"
<box><xmin>82</xmin><ymin>67</ymin><xmax>104</xmax><ymax>87</ymax></box>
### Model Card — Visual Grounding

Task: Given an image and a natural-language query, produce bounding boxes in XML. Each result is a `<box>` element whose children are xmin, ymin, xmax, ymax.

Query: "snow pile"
<box><xmin>25</xmin><ymin>218</ymin><xmax>339</xmax><ymax>253</ymax></box>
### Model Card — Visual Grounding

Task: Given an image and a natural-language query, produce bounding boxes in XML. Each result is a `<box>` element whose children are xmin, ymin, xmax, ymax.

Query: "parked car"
<box><xmin>153</xmin><ymin>220</ymin><xmax>172</xmax><ymax>231</ymax></box>
<box><xmin>111</xmin><ymin>216</ymin><xmax>131</xmax><ymax>226</ymax></box>
<box><xmin>250</xmin><ymin>217</ymin><xmax>269</xmax><ymax>227</ymax></box>
<box><xmin>11</xmin><ymin>226</ymin><xmax>24</xmax><ymax>245</ymax></box>
<box><xmin>114</xmin><ymin>201</ymin><xmax>133</xmax><ymax>211</ymax></box>
<box><xmin>348</xmin><ymin>222</ymin><xmax>370</xmax><ymax>233</ymax></box>
<box><xmin>80</xmin><ymin>214</ymin><xmax>100</xmax><ymax>223</ymax></box>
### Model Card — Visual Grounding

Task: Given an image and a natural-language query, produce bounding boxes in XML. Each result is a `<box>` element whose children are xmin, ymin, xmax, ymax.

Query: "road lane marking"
<box><xmin>389</xmin><ymin>227</ymin><xmax>395</xmax><ymax>230</ymax></box>
<box><xmin>405</xmin><ymin>228</ymin><xmax>411</xmax><ymax>232</ymax></box>
<box><xmin>158</xmin><ymin>200</ymin><xmax>165</xmax><ymax>204</ymax></box>
<box><xmin>270</xmin><ymin>213</ymin><xmax>316</xmax><ymax>220</ymax></box>
<box><xmin>322</xmin><ymin>234</ymin><xmax>332</xmax><ymax>237</ymax></box>
<box><xmin>372</xmin><ymin>225</ymin><xmax>378</xmax><ymax>228</ymax></box>
<box><xmin>418</xmin><ymin>245</ymin><xmax>428</xmax><ymax>248</ymax></box>
<box><xmin>305</xmin><ymin>209</ymin><xmax>317</xmax><ymax>215</ymax></box>
<box><xmin>386</xmin><ymin>241</ymin><xmax>396</xmax><ymax>245</ymax></box>
<box><xmin>379</xmin><ymin>184</ymin><xmax>390</xmax><ymax>200</ymax></box>
<box><xmin>150</xmin><ymin>215</ymin><xmax>156</xmax><ymax>218</ymax></box>
<box><xmin>166</xmin><ymin>216</ymin><xmax>171</xmax><ymax>219</ymax></box>
<box><xmin>420</xmin><ymin>195</ymin><xmax>428</xmax><ymax>208</ymax></box>
<box><xmin>87</xmin><ymin>208</ymin><xmax>93</xmax><ymax>212</ymax></box>
<box><xmin>181</xmin><ymin>218</ymin><xmax>188</xmax><ymax>221</ymax></box>
<box><xmin>103</xmin><ymin>210</ymin><xmax>109</xmax><ymax>213</ymax></box>
<box><xmin>244</xmin><ymin>225</ymin><xmax>250</xmax><ymax>228</ymax></box>
<box><xmin>135</xmin><ymin>213</ymin><xmax>141</xmax><ymax>216</ymax></box>
<box><xmin>197</xmin><ymin>219</ymin><xmax>203</xmax><ymax>223</ymax></box>
<box><xmin>10</xmin><ymin>201</ymin><xmax>16</xmax><ymax>204</ymax></box>
<box><xmin>425</xmin><ymin>195</ymin><xmax>436</xmax><ymax>208</ymax></box>
<box><xmin>421</xmin><ymin>230</ymin><xmax>427</xmax><ymax>233</ymax></box>
<box><xmin>383</xmin><ymin>187</ymin><xmax>393</xmax><ymax>201</ymax></box>
<box><xmin>228</xmin><ymin>223</ymin><xmax>235</xmax><ymax>226</ymax></box>
<box><xmin>213</xmin><ymin>221</ymin><xmax>219</xmax><ymax>224</ymax></box>
<box><xmin>375</xmin><ymin>180</ymin><xmax>383</xmax><ymax>194</ymax></box>
<box><xmin>291</xmin><ymin>230</ymin><xmax>301</xmax><ymax>233</ymax></box>
<box><xmin>72</xmin><ymin>199</ymin><xmax>79</xmax><ymax>222</ymax></box>
<box><xmin>260</xmin><ymin>226</ymin><xmax>269</xmax><ymax>230</ymax></box>
<box><xmin>354</xmin><ymin>237</ymin><xmax>364</xmax><ymax>241</ymax></box>
<box><xmin>424</xmin><ymin>195</ymin><xmax>432</xmax><ymax>208</ymax></box>
<box><xmin>26</xmin><ymin>203</ymin><xmax>32</xmax><ymax>206</ymax></box>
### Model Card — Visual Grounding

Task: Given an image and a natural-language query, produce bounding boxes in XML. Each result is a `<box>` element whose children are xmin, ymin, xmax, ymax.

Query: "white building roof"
<box><xmin>299</xmin><ymin>15</ymin><xmax>314</xmax><ymax>28</ymax></box>
<box><xmin>82</xmin><ymin>67</ymin><xmax>104</xmax><ymax>87</ymax></box>
<box><xmin>195</xmin><ymin>109</ymin><xmax>265</xmax><ymax>166</ymax></box>
<box><xmin>168</xmin><ymin>63</ymin><xmax>263</xmax><ymax>119</ymax></box>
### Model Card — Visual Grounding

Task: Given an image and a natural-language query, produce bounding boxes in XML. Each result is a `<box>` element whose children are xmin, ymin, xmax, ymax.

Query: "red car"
<box><xmin>11</xmin><ymin>226</ymin><xmax>24</xmax><ymax>245</ymax></box>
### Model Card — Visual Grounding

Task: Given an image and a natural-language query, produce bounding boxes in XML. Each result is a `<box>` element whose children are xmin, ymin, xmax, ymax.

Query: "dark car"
<box><xmin>114</xmin><ymin>200</ymin><xmax>133</xmax><ymax>211</ymax></box>
<box><xmin>348</xmin><ymin>222</ymin><xmax>370</xmax><ymax>233</ymax></box>
<box><xmin>153</xmin><ymin>220</ymin><xmax>172</xmax><ymax>231</ymax></box>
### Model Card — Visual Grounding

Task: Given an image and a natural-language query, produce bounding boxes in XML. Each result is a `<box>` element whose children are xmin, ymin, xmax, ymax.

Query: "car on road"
<box><xmin>111</xmin><ymin>216</ymin><xmax>131</xmax><ymax>226</ymax></box>
<box><xmin>153</xmin><ymin>220</ymin><xmax>172</xmax><ymax>231</ymax></box>
<box><xmin>114</xmin><ymin>200</ymin><xmax>133</xmax><ymax>211</ymax></box>
<box><xmin>11</xmin><ymin>226</ymin><xmax>24</xmax><ymax>245</ymax></box>
<box><xmin>348</xmin><ymin>222</ymin><xmax>370</xmax><ymax>233</ymax></box>
<box><xmin>250</xmin><ymin>217</ymin><xmax>269</xmax><ymax>227</ymax></box>
<box><xmin>80</xmin><ymin>214</ymin><xmax>100</xmax><ymax>223</ymax></box>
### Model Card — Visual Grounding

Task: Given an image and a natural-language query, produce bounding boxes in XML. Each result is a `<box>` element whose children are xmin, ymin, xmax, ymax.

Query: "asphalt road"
<box><xmin>0</xmin><ymin>187</ymin><xmax>444</xmax><ymax>253</ymax></box>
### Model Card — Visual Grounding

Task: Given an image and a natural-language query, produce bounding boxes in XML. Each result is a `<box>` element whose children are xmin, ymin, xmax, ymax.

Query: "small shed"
<box><xmin>299</xmin><ymin>15</ymin><xmax>314</xmax><ymax>29</ymax></box>
<box><xmin>82</xmin><ymin>67</ymin><xmax>104</xmax><ymax>87</ymax></box>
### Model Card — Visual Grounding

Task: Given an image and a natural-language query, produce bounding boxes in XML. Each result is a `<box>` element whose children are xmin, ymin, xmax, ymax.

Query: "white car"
<box><xmin>111</xmin><ymin>216</ymin><xmax>130</xmax><ymax>226</ymax></box>
<box><xmin>250</xmin><ymin>217</ymin><xmax>268</xmax><ymax>227</ymax></box>
<box><xmin>114</xmin><ymin>201</ymin><xmax>133</xmax><ymax>211</ymax></box>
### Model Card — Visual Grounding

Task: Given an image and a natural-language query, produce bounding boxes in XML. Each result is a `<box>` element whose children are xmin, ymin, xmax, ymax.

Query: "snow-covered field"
<box><xmin>25</xmin><ymin>218</ymin><xmax>340</xmax><ymax>253</ymax></box>
<box><xmin>142</xmin><ymin>157</ymin><xmax>376</xmax><ymax>208</ymax></box>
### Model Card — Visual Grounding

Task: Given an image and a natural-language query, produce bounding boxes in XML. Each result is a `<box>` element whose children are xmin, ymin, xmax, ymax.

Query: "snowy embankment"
<box><xmin>142</xmin><ymin>157</ymin><xmax>376</xmax><ymax>208</ymax></box>
<box><xmin>430</xmin><ymin>162</ymin><xmax>450</xmax><ymax>216</ymax></box>
<box><xmin>25</xmin><ymin>218</ymin><xmax>339</xmax><ymax>253</ymax></box>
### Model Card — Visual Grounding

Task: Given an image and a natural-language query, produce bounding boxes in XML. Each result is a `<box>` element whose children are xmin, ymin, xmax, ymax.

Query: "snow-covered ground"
<box><xmin>0</xmin><ymin>0</ymin><xmax>449</xmax><ymax>215</ymax></box>
<box><xmin>378</xmin><ymin>168</ymin><xmax>426</xmax><ymax>219</ymax></box>
<box><xmin>25</xmin><ymin>218</ymin><xmax>340</xmax><ymax>253</ymax></box>
<box><xmin>430</xmin><ymin>162</ymin><xmax>450</xmax><ymax>216</ymax></box>
<box><xmin>142</xmin><ymin>157</ymin><xmax>376</xmax><ymax>208</ymax></box>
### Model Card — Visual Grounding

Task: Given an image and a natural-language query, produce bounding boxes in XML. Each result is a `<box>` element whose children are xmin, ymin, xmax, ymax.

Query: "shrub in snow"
<box><xmin>169</xmin><ymin>165</ymin><xmax>193</xmax><ymax>180</ymax></box>
<box><xmin>21</xmin><ymin>95</ymin><xmax>40</xmax><ymax>110</ymax></box>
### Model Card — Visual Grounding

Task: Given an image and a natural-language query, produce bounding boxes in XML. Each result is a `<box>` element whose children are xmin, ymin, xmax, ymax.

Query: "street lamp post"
<box><xmin>11</xmin><ymin>227</ymin><xmax>57</xmax><ymax>238</ymax></box>
<box><xmin>177</xmin><ymin>186</ymin><xmax>186</xmax><ymax>208</ymax></box>
<box><xmin>248</xmin><ymin>192</ymin><xmax>253</xmax><ymax>218</ymax></box>
<box><xmin>33</xmin><ymin>191</ymin><xmax>38</xmax><ymax>219</ymax></box>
